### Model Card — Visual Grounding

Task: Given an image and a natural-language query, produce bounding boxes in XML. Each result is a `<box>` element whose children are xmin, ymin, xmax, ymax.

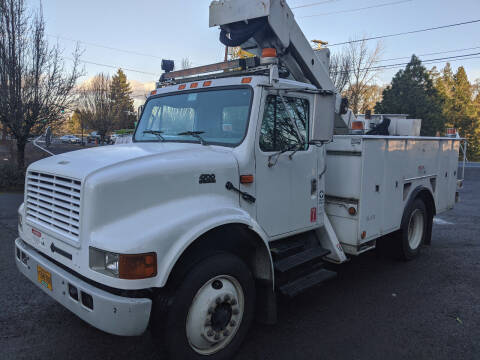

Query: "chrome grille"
<box><xmin>25</xmin><ymin>171</ymin><xmax>82</xmax><ymax>241</ymax></box>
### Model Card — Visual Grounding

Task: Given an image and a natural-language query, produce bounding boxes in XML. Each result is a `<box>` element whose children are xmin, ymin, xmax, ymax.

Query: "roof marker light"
<box><xmin>178</xmin><ymin>84</ymin><xmax>186</xmax><ymax>90</ymax></box>
<box><xmin>190</xmin><ymin>82</ymin><xmax>198</xmax><ymax>88</ymax></box>
<box><xmin>262</xmin><ymin>48</ymin><xmax>277</xmax><ymax>58</ymax></box>
<box><xmin>203</xmin><ymin>81</ymin><xmax>212</xmax><ymax>87</ymax></box>
<box><xmin>241</xmin><ymin>77</ymin><xmax>252</xmax><ymax>84</ymax></box>
<box><xmin>150</xmin><ymin>90</ymin><xmax>157</xmax><ymax>96</ymax></box>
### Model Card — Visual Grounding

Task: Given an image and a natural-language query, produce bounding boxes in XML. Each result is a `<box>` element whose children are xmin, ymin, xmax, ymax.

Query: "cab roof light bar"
<box><xmin>160</xmin><ymin>57</ymin><xmax>260</xmax><ymax>82</ymax></box>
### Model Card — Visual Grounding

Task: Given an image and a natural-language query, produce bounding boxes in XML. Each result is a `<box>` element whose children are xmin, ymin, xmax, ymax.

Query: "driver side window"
<box><xmin>259</xmin><ymin>95</ymin><xmax>309</xmax><ymax>152</ymax></box>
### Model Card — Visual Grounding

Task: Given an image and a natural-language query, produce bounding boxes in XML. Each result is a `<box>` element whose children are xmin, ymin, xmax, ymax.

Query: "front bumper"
<box><xmin>15</xmin><ymin>238</ymin><xmax>152</xmax><ymax>336</ymax></box>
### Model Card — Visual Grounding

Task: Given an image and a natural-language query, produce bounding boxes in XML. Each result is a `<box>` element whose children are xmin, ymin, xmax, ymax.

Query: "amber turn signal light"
<box><xmin>351</xmin><ymin>121</ymin><xmax>364</xmax><ymax>130</ymax></box>
<box><xmin>119</xmin><ymin>252</ymin><xmax>157</xmax><ymax>279</ymax></box>
<box><xmin>240</xmin><ymin>175</ymin><xmax>254</xmax><ymax>184</ymax></box>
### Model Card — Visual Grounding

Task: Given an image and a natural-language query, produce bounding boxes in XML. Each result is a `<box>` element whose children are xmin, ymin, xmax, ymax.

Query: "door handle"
<box><xmin>311</xmin><ymin>178</ymin><xmax>317</xmax><ymax>195</ymax></box>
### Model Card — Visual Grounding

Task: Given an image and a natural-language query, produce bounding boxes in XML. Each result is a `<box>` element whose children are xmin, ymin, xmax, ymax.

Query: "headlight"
<box><xmin>89</xmin><ymin>247</ymin><xmax>156</xmax><ymax>279</ymax></box>
<box><xmin>90</xmin><ymin>247</ymin><xmax>119</xmax><ymax>277</ymax></box>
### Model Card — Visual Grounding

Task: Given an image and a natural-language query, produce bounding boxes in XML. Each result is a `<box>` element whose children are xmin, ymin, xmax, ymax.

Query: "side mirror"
<box><xmin>311</xmin><ymin>93</ymin><xmax>335</xmax><ymax>143</ymax></box>
<box><xmin>137</xmin><ymin>105</ymin><xmax>144</xmax><ymax>121</ymax></box>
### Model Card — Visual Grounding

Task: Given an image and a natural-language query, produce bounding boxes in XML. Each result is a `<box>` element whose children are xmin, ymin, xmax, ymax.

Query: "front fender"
<box><xmin>89</xmin><ymin>193</ymin><xmax>272</xmax><ymax>288</ymax></box>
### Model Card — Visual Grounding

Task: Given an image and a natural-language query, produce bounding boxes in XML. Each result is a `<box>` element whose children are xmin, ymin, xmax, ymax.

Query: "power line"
<box><xmin>65</xmin><ymin>57</ymin><xmax>158</xmax><ymax>77</ymax></box>
<box><xmin>291</xmin><ymin>0</ymin><xmax>342</xmax><ymax>9</ymax></box>
<box><xmin>370</xmin><ymin>52</ymin><xmax>480</xmax><ymax>70</ymax></box>
<box><xmin>376</xmin><ymin>45</ymin><xmax>480</xmax><ymax>63</ymax></box>
<box><xmin>300</xmin><ymin>0</ymin><xmax>412</xmax><ymax>18</ymax></box>
<box><xmin>331</xmin><ymin>52</ymin><xmax>480</xmax><ymax>75</ymax></box>
<box><xmin>327</xmin><ymin>19</ymin><xmax>480</xmax><ymax>46</ymax></box>
<box><xmin>47</xmin><ymin>34</ymin><xmax>163</xmax><ymax>60</ymax></box>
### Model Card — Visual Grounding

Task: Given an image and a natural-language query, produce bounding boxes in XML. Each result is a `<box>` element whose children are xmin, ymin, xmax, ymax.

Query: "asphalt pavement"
<box><xmin>1</xmin><ymin>168</ymin><xmax>479</xmax><ymax>360</ymax></box>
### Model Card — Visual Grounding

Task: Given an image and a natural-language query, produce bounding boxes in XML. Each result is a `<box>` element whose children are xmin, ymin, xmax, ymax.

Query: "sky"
<box><xmin>34</xmin><ymin>0</ymin><xmax>480</xmax><ymax>102</ymax></box>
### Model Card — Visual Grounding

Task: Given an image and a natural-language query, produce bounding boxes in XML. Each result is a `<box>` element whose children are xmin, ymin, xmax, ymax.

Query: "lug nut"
<box><xmin>232</xmin><ymin>308</ymin><xmax>239</xmax><ymax>315</ymax></box>
<box><xmin>230</xmin><ymin>320</ymin><xmax>236</xmax><ymax>327</ymax></box>
<box><xmin>214</xmin><ymin>333</ymin><xmax>220</xmax><ymax>340</ymax></box>
<box><xmin>207</xmin><ymin>330</ymin><xmax>214</xmax><ymax>337</ymax></box>
<box><xmin>223</xmin><ymin>330</ymin><xmax>230</xmax><ymax>336</ymax></box>
<box><xmin>216</xmin><ymin>297</ymin><xmax>222</xmax><ymax>304</ymax></box>
<box><xmin>224</xmin><ymin>294</ymin><xmax>231</xmax><ymax>302</ymax></box>
<box><xmin>230</xmin><ymin>299</ymin><xmax>237</xmax><ymax>305</ymax></box>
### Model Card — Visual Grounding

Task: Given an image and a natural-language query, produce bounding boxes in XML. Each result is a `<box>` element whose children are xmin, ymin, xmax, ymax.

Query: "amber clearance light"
<box><xmin>119</xmin><ymin>252</ymin><xmax>157</xmax><ymax>279</ymax></box>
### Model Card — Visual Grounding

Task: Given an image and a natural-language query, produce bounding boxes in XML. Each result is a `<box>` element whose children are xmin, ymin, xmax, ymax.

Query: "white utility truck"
<box><xmin>15</xmin><ymin>1</ymin><xmax>463</xmax><ymax>359</ymax></box>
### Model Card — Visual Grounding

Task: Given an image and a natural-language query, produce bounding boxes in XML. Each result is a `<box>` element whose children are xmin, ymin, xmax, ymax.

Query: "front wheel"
<box><xmin>154</xmin><ymin>253</ymin><xmax>255</xmax><ymax>360</ymax></box>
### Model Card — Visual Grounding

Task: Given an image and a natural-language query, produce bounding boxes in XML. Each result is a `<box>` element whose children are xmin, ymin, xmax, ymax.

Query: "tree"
<box><xmin>181</xmin><ymin>57</ymin><xmax>192</xmax><ymax>70</ymax></box>
<box><xmin>110</xmin><ymin>69</ymin><xmax>135</xmax><ymax>129</ymax></box>
<box><xmin>329</xmin><ymin>50</ymin><xmax>351</xmax><ymax>93</ymax></box>
<box><xmin>77</xmin><ymin>73</ymin><xmax>115</xmax><ymax>143</ymax></box>
<box><xmin>358</xmin><ymin>84</ymin><xmax>385</xmax><ymax>114</ymax></box>
<box><xmin>435</xmin><ymin>65</ymin><xmax>480</xmax><ymax>160</ymax></box>
<box><xmin>61</xmin><ymin>110</ymin><xmax>83</xmax><ymax>135</ymax></box>
<box><xmin>342</xmin><ymin>38</ymin><xmax>383</xmax><ymax>114</ymax></box>
<box><xmin>375</xmin><ymin>55</ymin><xmax>445</xmax><ymax>136</ymax></box>
<box><xmin>0</xmin><ymin>0</ymin><xmax>82</xmax><ymax>169</ymax></box>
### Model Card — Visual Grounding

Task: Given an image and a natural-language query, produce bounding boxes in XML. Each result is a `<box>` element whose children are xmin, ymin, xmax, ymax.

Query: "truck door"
<box><xmin>255</xmin><ymin>91</ymin><xmax>319</xmax><ymax>237</ymax></box>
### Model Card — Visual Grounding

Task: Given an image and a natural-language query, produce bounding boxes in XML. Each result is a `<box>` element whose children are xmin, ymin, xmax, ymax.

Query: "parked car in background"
<box><xmin>109</xmin><ymin>134</ymin><xmax>120</xmax><ymax>144</ymax></box>
<box><xmin>60</xmin><ymin>135</ymin><xmax>81</xmax><ymax>144</ymax></box>
<box><xmin>87</xmin><ymin>132</ymin><xmax>100</xmax><ymax>144</ymax></box>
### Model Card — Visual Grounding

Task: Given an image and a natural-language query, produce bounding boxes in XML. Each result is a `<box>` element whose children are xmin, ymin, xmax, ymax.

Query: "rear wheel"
<box><xmin>396</xmin><ymin>198</ymin><xmax>428</xmax><ymax>260</ymax></box>
<box><xmin>154</xmin><ymin>253</ymin><xmax>255</xmax><ymax>360</ymax></box>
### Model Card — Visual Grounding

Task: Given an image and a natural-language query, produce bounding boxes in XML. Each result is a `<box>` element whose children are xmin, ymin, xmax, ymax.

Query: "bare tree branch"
<box><xmin>0</xmin><ymin>0</ymin><xmax>83</xmax><ymax>168</ymax></box>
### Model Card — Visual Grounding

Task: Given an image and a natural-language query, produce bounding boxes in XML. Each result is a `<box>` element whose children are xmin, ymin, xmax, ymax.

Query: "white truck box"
<box><xmin>325</xmin><ymin>135</ymin><xmax>460</xmax><ymax>254</ymax></box>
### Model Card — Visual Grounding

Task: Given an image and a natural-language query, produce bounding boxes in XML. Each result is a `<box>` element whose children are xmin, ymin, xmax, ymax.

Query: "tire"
<box><xmin>154</xmin><ymin>253</ymin><xmax>255</xmax><ymax>360</ymax></box>
<box><xmin>396</xmin><ymin>198</ymin><xmax>428</xmax><ymax>260</ymax></box>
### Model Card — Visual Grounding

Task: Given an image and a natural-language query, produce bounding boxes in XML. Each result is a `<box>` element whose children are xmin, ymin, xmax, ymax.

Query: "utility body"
<box><xmin>15</xmin><ymin>1</ymin><xmax>463</xmax><ymax>358</ymax></box>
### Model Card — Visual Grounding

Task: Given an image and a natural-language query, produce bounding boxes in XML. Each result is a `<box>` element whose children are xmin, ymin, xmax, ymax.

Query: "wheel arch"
<box><xmin>157</xmin><ymin>221</ymin><xmax>277</xmax><ymax>324</ymax></box>
<box><xmin>165</xmin><ymin>222</ymin><xmax>274</xmax><ymax>290</ymax></box>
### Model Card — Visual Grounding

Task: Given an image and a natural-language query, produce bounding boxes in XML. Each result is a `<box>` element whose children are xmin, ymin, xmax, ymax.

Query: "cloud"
<box><xmin>129</xmin><ymin>79</ymin><xmax>155</xmax><ymax>107</ymax></box>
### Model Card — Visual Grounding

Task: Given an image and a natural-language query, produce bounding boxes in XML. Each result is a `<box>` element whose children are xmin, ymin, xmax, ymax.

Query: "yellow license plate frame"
<box><xmin>37</xmin><ymin>265</ymin><xmax>53</xmax><ymax>291</ymax></box>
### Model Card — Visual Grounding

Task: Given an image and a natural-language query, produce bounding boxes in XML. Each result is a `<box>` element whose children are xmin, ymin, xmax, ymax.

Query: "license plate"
<box><xmin>37</xmin><ymin>265</ymin><xmax>52</xmax><ymax>291</ymax></box>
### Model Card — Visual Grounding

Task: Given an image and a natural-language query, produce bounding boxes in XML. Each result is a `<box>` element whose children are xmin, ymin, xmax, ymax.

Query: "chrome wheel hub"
<box><xmin>186</xmin><ymin>275</ymin><xmax>244</xmax><ymax>355</ymax></box>
<box><xmin>408</xmin><ymin>209</ymin><xmax>424</xmax><ymax>250</ymax></box>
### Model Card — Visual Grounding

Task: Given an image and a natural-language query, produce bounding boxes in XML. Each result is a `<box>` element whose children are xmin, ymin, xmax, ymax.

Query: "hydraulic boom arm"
<box><xmin>209</xmin><ymin>0</ymin><xmax>335</xmax><ymax>92</ymax></box>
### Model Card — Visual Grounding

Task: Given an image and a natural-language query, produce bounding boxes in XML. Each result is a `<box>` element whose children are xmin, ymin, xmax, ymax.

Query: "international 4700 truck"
<box><xmin>15</xmin><ymin>1</ymin><xmax>463</xmax><ymax>359</ymax></box>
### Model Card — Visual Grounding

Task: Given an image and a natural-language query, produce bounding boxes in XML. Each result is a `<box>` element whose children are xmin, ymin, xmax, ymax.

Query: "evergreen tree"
<box><xmin>433</xmin><ymin>65</ymin><xmax>480</xmax><ymax>160</ymax></box>
<box><xmin>375</xmin><ymin>55</ymin><xmax>445</xmax><ymax>136</ymax></box>
<box><xmin>450</xmin><ymin>67</ymin><xmax>479</xmax><ymax>160</ymax></box>
<box><xmin>110</xmin><ymin>69</ymin><xmax>135</xmax><ymax>129</ymax></box>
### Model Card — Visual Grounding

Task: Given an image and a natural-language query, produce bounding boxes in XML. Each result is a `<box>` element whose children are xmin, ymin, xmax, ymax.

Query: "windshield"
<box><xmin>134</xmin><ymin>87</ymin><xmax>252</xmax><ymax>146</ymax></box>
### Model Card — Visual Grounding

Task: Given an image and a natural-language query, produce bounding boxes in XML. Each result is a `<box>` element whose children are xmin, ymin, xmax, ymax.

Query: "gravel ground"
<box><xmin>1</xmin><ymin>168</ymin><xmax>479</xmax><ymax>360</ymax></box>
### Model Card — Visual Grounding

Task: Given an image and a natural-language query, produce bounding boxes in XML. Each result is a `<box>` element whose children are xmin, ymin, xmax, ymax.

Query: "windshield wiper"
<box><xmin>177</xmin><ymin>131</ymin><xmax>207</xmax><ymax>145</ymax></box>
<box><xmin>143</xmin><ymin>130</ymin><xmax>165</xmax><ymax>141</ymax></box>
